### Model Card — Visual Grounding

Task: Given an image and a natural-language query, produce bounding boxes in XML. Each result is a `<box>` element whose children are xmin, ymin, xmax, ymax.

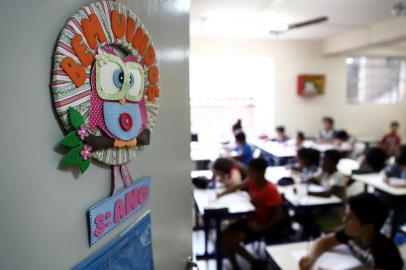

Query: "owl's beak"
<box><xmin>119</xmin><ymin>98</ymin><xmax>126</xmax><ymax>105</ymax></box>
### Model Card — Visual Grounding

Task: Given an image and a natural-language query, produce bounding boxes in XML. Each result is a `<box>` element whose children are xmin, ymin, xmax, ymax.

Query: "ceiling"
<box><xmin>191</xmin><ymin>0</ymin><xmax>403</xmax><ymax>39</ymax></box>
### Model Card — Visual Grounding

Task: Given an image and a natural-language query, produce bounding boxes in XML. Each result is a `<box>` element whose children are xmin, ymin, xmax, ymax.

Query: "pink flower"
<box><xmin>80</xmin><ymin>145</ymin><xmax>92</xmax><ymax>160</ymax></box>
<box><xmin>77</xmin><ymin>125</ymin><xmax>89</xmax><ymax>141</ymax></box>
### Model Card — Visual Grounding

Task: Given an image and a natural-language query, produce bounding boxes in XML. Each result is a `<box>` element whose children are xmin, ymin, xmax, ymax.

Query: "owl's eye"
<box><xmin>128</xmin><ymin>68</ymin><xmax>143</xmax><ymax>98</ymax></box>
<box><xmin>113</xmin><ymin>69</ymin><xmax>125</xmax><ymax>88</ymax></box>
<box><xmin>99</xmin><ymin>61</ymin><xmax>122</xmax><ymax>94</ymax></box>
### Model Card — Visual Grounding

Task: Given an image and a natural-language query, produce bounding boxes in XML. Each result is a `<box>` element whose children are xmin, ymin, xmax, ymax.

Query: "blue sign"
<box><xmin>75</xmin><ymin>211</ymin><xmax>154</xmax><ymax>270</ymax></box>
<box><xmin>88</xmin><ymin>177</ymin><xmax>150</xmax><ymax>246</ymax></box>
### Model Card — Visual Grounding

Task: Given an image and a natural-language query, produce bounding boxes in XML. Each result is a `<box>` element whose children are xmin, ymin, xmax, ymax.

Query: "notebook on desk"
<box><xmin>291</xmin><ymin>245</ymin><xmax>363</xmax><ymax>270</ymax></box>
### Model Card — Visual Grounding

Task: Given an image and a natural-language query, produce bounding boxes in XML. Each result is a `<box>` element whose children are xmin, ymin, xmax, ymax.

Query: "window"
<box><xmin>190</xmin><ymin>54</ymin><xmax>274</xmax><ymax>144</ymax></box>
<box><xmin>346</xmin><ymin>56</ymin><xmax>406</xmax><ymax>104</ymax></box>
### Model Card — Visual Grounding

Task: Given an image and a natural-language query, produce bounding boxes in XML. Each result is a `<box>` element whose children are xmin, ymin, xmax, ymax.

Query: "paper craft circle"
<box><xmin>51</xmin><ymin>0</ymin><xmax>160</xmax><ymax>165</ymax></box>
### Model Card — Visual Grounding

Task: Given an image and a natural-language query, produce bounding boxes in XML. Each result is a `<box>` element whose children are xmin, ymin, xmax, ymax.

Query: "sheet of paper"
<box><xmin>291</xmin><ymin>247</ymin><xmax>362</xmax><ymax>270</ymax></box>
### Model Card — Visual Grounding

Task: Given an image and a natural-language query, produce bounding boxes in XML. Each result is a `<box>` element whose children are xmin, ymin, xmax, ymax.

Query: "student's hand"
<box><xmin>299</xmin><ymin>256</ymin><xmax>315</xmax><ymax>270</ymax></box>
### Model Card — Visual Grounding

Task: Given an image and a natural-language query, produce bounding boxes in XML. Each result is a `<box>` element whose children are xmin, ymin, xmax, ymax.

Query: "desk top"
<box><xmin>352</xmin><ymin>173</ymin><xmax>406</xmax><ymax>196</ymax></box>
<box><xmin>266</xmin><ymin>242</ymin><xmax>362</xmax><ymax>270</ymax></box>
<box><xmin>254</xmin><ymin>140</ymin><xmax>297</xmax><ymax>158</ymax></box>
<box><xmin>191</xmin><ymin>170</ymin><xmax>213</xmax><ymax>179</ymax></box>
<box><xmin>193</xmin><ymin>189</ymin><xmax>255</xmax><ymax>215</ymax></box>
<box><xmin>283</xmin><ymin>185</ymin><xmax>342</xmax><ymax>207</ymax></box>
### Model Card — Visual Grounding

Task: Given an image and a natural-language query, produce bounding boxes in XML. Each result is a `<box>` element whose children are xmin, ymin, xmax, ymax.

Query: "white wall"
<box><xmin>191</xmin><ymin>37</ymin><xmax>406</xmax><ymax>141</ymax></box>
<box><xmin>0</xmin><ymin>0</ymin><xmax>191</xmax><ymax>269</ymax></box>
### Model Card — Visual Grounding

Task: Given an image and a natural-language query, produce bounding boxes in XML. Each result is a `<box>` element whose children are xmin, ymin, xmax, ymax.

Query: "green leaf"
<box><xmin>79</xmin><ymin>158</ymin><xmax>91</xmax><ymax>173</ymax></box>
<box><xmin>61</xmin><ymin>145</ymin><xmax>82</xmax><ymax>165</ymax></box>
<box><xmin>68</xmin><ymin>107</ymin><xmax>84</xmax><ymax>129</ymax></box>
<box><xmin>60</xmin><ymin>131</ymin><xmax>82</xmax><ymax>147</ymax></box>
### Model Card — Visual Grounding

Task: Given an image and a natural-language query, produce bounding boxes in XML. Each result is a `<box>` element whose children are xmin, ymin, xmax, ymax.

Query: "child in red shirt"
<box><xmin>381</xmin><ymin>121</ymin><xmax>401</xmax><ymax>156</ymax></box>
<box><xmin>220</xmin><ymin>158</ymin><xmax>284</xmax><ymax>270</ymax></box>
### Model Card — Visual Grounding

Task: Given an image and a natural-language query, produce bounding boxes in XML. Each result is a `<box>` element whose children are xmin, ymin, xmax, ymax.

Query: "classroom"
<box><xmin>0</xmin><ymin>0</ymin><xmax>406</xmax><ymax>270</ymax></box>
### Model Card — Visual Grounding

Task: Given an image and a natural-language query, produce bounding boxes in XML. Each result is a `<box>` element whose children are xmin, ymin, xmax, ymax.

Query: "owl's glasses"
<box><xmin>95</xmin><ymin>53</ymin><xmax>145</xmax><ymax>103</ymax></box>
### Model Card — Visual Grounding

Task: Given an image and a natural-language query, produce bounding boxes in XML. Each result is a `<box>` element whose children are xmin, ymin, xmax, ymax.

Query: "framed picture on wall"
<box><xmin>297</xmin><ymin>74</ymin><xmax>326</xmax><ymax>97</ymax></box>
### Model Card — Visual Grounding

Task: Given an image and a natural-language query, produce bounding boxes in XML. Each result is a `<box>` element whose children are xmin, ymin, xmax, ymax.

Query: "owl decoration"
<box><xmin>51</xmin><ymin>1</ymin><xmax>160</xmax><ymax>195</ymax></box>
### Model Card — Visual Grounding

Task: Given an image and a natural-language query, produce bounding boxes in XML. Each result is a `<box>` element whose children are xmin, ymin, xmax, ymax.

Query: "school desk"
<box><xmin>266</xmin><ymin>241</ymin><xmax>363</xmax><ymax>270</ymax></box>
<box><xmin>352</xmin><ymin>173</ymin><xmax>406</xmax><ymax>237</ymax></box>
<box><xmin>254</xmin><ymin>140</ymin><xmax>297</xmax><ymax>165</ymax></box>
<box><xmin>193</xmin><ymin>188</ymin><xmax>255</xmax><ymax>270</ymax></box>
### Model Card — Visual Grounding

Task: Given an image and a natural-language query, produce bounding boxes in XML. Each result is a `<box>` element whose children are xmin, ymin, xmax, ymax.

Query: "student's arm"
<box><xmin>308</xmin><ymin>185</ymin><xmax>345</xmax><ymax>199</ymax></box>
<box><xmin>217</xmin><ymin>179</ymin><xmax>248</xmax><ymax>197</ymax></box>
<box><xmin>299</xmin><ymin>233</ymin><xmax>340</xmax><ymax>270</ymax></box>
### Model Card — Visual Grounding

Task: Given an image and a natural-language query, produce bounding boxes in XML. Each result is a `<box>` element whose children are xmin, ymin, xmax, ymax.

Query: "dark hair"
<box><xmin>297</xmin><ymin>131</ymin><xmax>305</xmax><ymax>140</ymax></box>
<box><xmin>276</xmin><ymin>126</ymin><xmax>285</xmax><ymax>133</ymax></box>
<box><xmin>235</xmin><ymin>131</ymin><xmax>246</xmax><ymax>143</ymax></box>
<box><xmin>212</xmin><ymin>158</ymin><xmax>234</xmax><ymax>174</ymax></box>
<box><xmin>348</xmin><ymin>193</ymin><xmax>389</xmax><ymax>231</ymax></box>
<box><xmin>365</xmin><ymin>147</ymin><xmax>387</xmax><ymax>172</ymax></box>
<box><xmin>323</xmin><ymin>117</ymin><xmax>334</xmax><ymax>125</ymax></box>
<box><xmin>248</xmin><ymin>157</ymin><xmax>268</xmax><ymax>172</ymax></box>
<box><xmin>395</xmin><ymin>145</ymin><xmax>406</xmax><ymax>165</ymax></box>
<box><xmin>324</xmin><ymin>150</ymin><xmax>341</xmax><ymax>166</ymax></box>
<box><xmin>335</xmin><ymin>130</ymin><xmax>350</xmax><ymax>140</ymax></box>
<box><xmin>297</xmin><ymin>148</ymin><xmax>320</xmax><ymax>166</ymax></box>
<box><xmin>232</xmin><ymin>119</ymin><xmax>242</xmax><ymax>131</ymax></box>
<box><xmin>391</xmin><ymin>121</ymin><xmax>399</xmax><ymax>127</ymax></box>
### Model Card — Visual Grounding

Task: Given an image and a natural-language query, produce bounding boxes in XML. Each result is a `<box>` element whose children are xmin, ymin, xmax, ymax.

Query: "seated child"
<box><xmin>355</xmin><ymin>147</ymin><xmax>388</xmax><ymax>174</ymax></box>
<box><xmin>334</xmin><ymin>130</ymin><xmax>354</xmax><ymax>157</ymax></box>
<box><xmin>271</xmin><ymin>126</ymin><xmax>289</xmax><ymax>143</ymax></box>
<box><xmin>290</xmin><ymin>148</ymin><xmax>321</xmax><ymax>181</ymax></box>
<box><xmin>384</xmin><ymin>145</ymin><xmax>406</xmax><ymax>187</ymax></box>
<box><xmin>212</xmin><ymin>157</ymin><xmax>246</xmax><ymax>193</ymax></box>
<box><xmin>315</xmin><ymin>116</ymin><xmax>337</xmax><ymax>143</ymax></box>
<box><xmin>381</xmin><ymin>121</ymin><xmax>401</xmax><ymax>156</ymax></box>
<box><xmin>221</xmin><ymin>158</ymin><xmax>284</xmax><ymax>270</ymax></box>
<box><xmin>232</xmin><ymin>131</ymin><xmax>253</xmax><ymax>165</ymax></box>
<box><xmin>295</xmin><ymin>131</ymin><xmax>305</xmax><ymax>149</ymax></box>
<box><xmin>309</xmin><ymin>150</ymin><xmax>348</xmax><ymax>200</ymax></box>
<box><xmin>299</xmin><ymin>193</ymin><xmax>404</xmax><ymax>270</ymax></box>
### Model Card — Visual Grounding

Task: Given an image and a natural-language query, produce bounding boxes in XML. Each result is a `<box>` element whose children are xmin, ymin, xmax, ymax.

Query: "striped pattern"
<box><xmin>52</xmin><ymin>0</ymin><xmax>159</xmax><ymax>165</ymax></box>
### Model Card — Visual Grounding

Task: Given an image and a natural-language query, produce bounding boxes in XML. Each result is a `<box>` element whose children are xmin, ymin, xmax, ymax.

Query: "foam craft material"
<box><xmin>51</xmin><ymin>0</ymin><xmax>160</xmax><ymax>168</ymax></box>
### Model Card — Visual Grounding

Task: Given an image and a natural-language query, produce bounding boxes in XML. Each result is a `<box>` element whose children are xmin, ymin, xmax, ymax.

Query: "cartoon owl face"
<box><xmin>89</xmin><ymin>47</ymin><xmax>148</xmax><ymax>142</ymax></box>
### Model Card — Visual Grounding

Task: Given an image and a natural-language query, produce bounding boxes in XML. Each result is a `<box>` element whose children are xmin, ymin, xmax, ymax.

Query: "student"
<box><xmin>295</xmin><ymin>131</ymin><xmax>305</xmax><ymax>149</ymax></box>
<box><xmin>232</xmin><ymin>119</ymin><xmax>243</xmax><ymax>136</ymax></box>
<box><xmin>309</xmin><ymin>150</ymin><xmax>348</xmax><ymax>200</ymax></box>
<box><xmin>271</xmin><ymin>126</ymin><xmax>289</xmax><ymax>143</ymax></box>
<box><xmin>334</xmin><ymin>130</ymin><xmax>354</xmax><ymax>157</ymax></box>
<box><xmin>221</xmin><ymin>158</ymin><xmax>284</xmax><ymax>270</ymax></box>
<box><xmin>291</xmin><ymin>148</ymin><xmax>321</xmax><ymax>181</ymax></box>
<box><xmin>232</xmin><ymin>131</ymin><xmax>253</xmax><ymax>165</ymax></box>
<box><xmin>355</xmin><ymin>147</ymin><xmax>388</xmax><ymax>174</ymax></box>
<box><xmin>212</xmin><ymin>157</ymin><xmax>246</xmax><ymax>192</ymax></box>
<box><xmin>299</xmin><ymin>193</ymin><xmax>404</xmax><ymax>270</ymax></box>
<box><xmin>383</xmin><ymin>145</ymin><xmax>406</xmax><ymax>186</ymax></box>
<box><xmin>315</xmin><ymin>117</ymin><xmax>336</xmax><ymax>142</ymax></box>
<box><xmin>381</xmin><ymin>121</ymin><xmax>401</xmax><ymax>156</ymax></box>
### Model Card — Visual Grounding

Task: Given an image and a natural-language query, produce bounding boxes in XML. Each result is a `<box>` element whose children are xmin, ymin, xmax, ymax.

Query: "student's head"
<box><xmin>395</xmin><ymin>145</ymin><xmax>406</xmax><ymax>167</ymax></box>
<box><xmin>335</xmin><ymin>130</ymin><xmax>350</xmax><ymax>142</ymax></box>
<box><xmin>296</xmin><ymin>131</ymin><xmax>305</xmax><ymax>142</ymax></box>
<box><xmin>322</xmin><ymin>117</ymin><xmax>334</xmax><ymax>130</ymax></box>
<box><xmin>343</xmin><ymin>193</ymin><xmax>389</xmax><ymax>237</ymax></box>
<box><xmin>247</xmin><ymin>158</ymin><xmax>268</xmax><ymax>183</ymax></box>
<box><xmin>297</xmin><ymin>148</ymin><xmax>320</xmax><ymax>167</ymax></box>
<box><xmin>391</xmin><ymin>121</ymin><xmax>399</xmax><ymax>133</ymax></box>
<box><xmin>322</xmin><ymin>150</ymin><xmax>341</xmax><ymax>173</ymax></box>
<box><xmin>276</xmin><ymin>126</ymin><xmax>286</xmax><ymax>139</ymax></box>
<box><xmin>232</xmin><ymin>119</ymin><xmax>242</xmax><ymax>134</ymax></box>
<box><xmin>365</xmin><ymin>147</ymin><xmax>387</xmax><ymax>172</ymax></box>
<box><xmin>235</xmin><ymin>131</ymin><xmax>246</xmax><ymax>145</ymax></box>
<box><xmin>212</xmin><ymin>158</ymin><xmax>234</xmax><ymax>178</ymax></box>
